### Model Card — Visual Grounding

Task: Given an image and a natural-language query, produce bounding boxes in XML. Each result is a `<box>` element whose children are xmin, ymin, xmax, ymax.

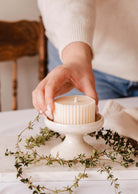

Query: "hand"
<box><xmin>32</xmin><ymin>42</ymin><xmax>98</xmax><ymax>118</ymax></box>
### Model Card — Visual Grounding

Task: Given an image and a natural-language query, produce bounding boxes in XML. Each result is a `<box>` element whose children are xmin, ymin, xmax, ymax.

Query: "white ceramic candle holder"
<box><xmin>44</xmin><ymin>113</ymin><xmax>104</xmax><ymax>160</ymax></box>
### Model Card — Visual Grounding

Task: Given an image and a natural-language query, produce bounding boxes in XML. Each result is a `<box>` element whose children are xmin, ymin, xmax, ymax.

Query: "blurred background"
<box><xmin>0</xmin><ymin>0</ymin><xmax>41</xmax><ymax>111</ymax></box>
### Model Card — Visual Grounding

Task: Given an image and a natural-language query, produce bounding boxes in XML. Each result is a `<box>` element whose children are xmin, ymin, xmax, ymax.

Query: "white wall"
<box><xmin>0</xmin><ymin>0</ymin><xmax>41</xmax><ymax>111</ymax></box>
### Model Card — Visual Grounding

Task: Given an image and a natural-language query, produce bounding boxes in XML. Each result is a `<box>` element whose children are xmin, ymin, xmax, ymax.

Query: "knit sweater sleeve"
<box><xmin>38</xmin><ymin>0</ymin><xmax>96</xmax><ymax>59</ymax></box>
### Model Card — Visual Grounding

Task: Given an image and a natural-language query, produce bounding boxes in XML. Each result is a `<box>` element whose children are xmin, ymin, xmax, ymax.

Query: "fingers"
<box><xmin>32</xmin><ymin>90</ymin><xmax>40</xmax><ymax>113</ymax></box>
<box><xmin>83</xmin><ymin>79</ymin><xmax>99</xmax><ymax>114</ymax></box>
<box><xmin>32</xmin><ymin>66</ymin><xmax>70</xmax><ymax>118</ymax></box>
<box><xmin>32</xmin><ymin>88</ymin><xmax>46</xmax><ymax>113</ymax></box>
<box><xmin>32</xmin><ymin>78</ymin><xmax>48</xmax><ymax>113</ymax></box>
<box><xmin>44</xmin><ymin>81</ymin><xmax>55</xmax><ymax>120</ymax></box>
<box><xmin>82</xmin><ymin>78</ymin><xmax>98</xmax><ymax>105</ymax></box>
<box><xmin>32</xmin><ymin>82</ymin><xmax>55</xmax><ymax>120</ymax></box>
<box><xmin>44</xmin><ymin>66</ymin><xmax>71</xmax><ymax>115</ymax></box>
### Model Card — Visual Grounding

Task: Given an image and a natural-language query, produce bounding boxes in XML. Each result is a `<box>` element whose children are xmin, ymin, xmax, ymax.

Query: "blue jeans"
<box><xmin>47</xmin><ymin>41</ymin><xmax>138</xmax><ymax>100</ymax></box>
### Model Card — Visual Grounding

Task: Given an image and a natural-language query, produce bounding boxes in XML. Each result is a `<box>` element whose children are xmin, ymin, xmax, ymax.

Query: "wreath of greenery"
<box><xmin>5</xmin><ymin>114</ymin><xmax>138</xmax><ymax>194</ymax></box>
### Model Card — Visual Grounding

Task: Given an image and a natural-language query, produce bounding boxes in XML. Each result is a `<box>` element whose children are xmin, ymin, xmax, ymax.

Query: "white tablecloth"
<box><xmin>0</xmin><ymin>97</ymin><xmax>138</xmax><ymax>194</ymax></box>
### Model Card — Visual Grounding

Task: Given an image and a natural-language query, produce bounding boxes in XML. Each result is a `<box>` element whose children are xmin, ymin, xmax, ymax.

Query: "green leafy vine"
<box><xmin>5</xmin><ymin>114</ymin><xmax>138</xmax><ymax>194</ymax></box>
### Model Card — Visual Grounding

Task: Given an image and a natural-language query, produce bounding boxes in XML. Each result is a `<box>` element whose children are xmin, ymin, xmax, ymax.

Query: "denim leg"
<box><xmin>94</xmin><ymin>70</ymin><xmax>138</xmax><ymax>100</ymax></box>
<box><xmin>93</xmin><ymin>70</ymin><xmax>125</xmax><ymax>100</ymax></box>
<box><xmin>47</xmin><ymin>40</ymin><xmax>61</xmax><ymax>72</ymax></box>
<box><xmin>127</xmin><ymin>82</ymin><xmax>138</xmax><ymax>97</ymax></box>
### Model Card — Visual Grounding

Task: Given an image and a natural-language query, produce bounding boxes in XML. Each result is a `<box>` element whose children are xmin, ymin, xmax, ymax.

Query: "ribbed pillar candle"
<box><xmin>54</xmin><ymin>95</ymin><xmax>95</xmax><ymax>124</ymax></box>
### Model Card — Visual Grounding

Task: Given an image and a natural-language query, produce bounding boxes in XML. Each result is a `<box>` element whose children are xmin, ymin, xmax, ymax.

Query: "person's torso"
<box><xmin>93</xmin><ymin>0</ymin><xmax>138</xmax><ymax>81</ymax></box>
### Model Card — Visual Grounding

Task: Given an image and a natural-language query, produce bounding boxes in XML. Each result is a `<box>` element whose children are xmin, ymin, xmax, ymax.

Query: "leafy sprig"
<box><xmin>5</xmin><ymin>114</ymin><xmax>138</xmax><ymax>194</ymax></box>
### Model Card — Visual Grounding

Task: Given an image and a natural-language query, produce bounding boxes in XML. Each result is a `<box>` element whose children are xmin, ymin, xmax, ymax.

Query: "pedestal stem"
<box><xmin>51</xmin><ymin>133</ymin><xmax>94</xmax><ymax>160</ymax></box>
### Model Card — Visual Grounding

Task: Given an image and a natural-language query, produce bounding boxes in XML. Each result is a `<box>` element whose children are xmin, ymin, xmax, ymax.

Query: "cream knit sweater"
<box><xmin>38</xmin><ymin>0</ymin><xmax>138</xmax><ymax>81</ymax></box>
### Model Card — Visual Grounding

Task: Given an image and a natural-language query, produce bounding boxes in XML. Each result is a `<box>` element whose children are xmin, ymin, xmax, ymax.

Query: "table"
<box><xmin>0</xmin><ymin>97</ymin><xmax>138</xmax><ymax>194</ymax></box>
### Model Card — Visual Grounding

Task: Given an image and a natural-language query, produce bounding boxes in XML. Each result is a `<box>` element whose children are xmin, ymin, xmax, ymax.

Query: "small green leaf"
<box><xmin>115</xmin><ymin>183</ymin><xmax>119</xmax><ymax>189</ymax></box>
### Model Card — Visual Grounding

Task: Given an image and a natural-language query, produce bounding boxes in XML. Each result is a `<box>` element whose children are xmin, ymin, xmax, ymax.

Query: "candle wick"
<box><xmin>74</xmin><ymin>96</ymin><xmax>78</xmax><ymax>103</ymax></box>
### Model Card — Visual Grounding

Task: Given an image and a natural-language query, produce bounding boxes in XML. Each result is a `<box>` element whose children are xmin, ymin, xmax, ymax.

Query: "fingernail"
<box><xmin>45</xmin><ymin>105</ymin><xmax>54</xmax><ymax>120</ymax></box>
<box><xmin>96</xmin><ymin>105</ymin><xmax>99</xmax><ymax>114</ymax></box>
<box><xmin>39</xmin><ymin>110</ymin><xmax>43</xmax><ymax>114</ymax></box>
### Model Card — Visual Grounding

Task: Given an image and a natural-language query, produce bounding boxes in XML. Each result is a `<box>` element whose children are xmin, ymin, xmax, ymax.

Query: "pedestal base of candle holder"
<box><xmin>44</xmin><ymin>114</ymin><xmax>104</xmax><ymax>160</ymax></box>
<box><xmin>51</xmin><ymin>134</ymin><xmax>95</xmax><ymax>160</ymax></box>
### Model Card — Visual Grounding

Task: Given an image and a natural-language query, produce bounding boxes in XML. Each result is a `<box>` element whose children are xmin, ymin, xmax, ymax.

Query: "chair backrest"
<box><xmin>0</xmin><ymin>16</ymin><xmax>48</xmax><ymax>111</ymax></box>
<box><xmin>0</xmin><ymin>20</ymin><xmax>39</xmax><ymax>60</ymax></box>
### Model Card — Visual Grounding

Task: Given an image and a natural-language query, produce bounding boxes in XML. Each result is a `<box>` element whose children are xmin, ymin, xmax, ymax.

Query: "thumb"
<box><xmin>45</xmin><ymin>82</ymin><xmax>55</xmax><ymax>120</ymax></box>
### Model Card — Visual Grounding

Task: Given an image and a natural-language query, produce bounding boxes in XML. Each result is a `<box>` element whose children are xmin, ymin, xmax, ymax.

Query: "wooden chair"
<box><xmin>0</xmin><ymin>16</ymin><xmax>48</xmax><ymax>111</ymax></box>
